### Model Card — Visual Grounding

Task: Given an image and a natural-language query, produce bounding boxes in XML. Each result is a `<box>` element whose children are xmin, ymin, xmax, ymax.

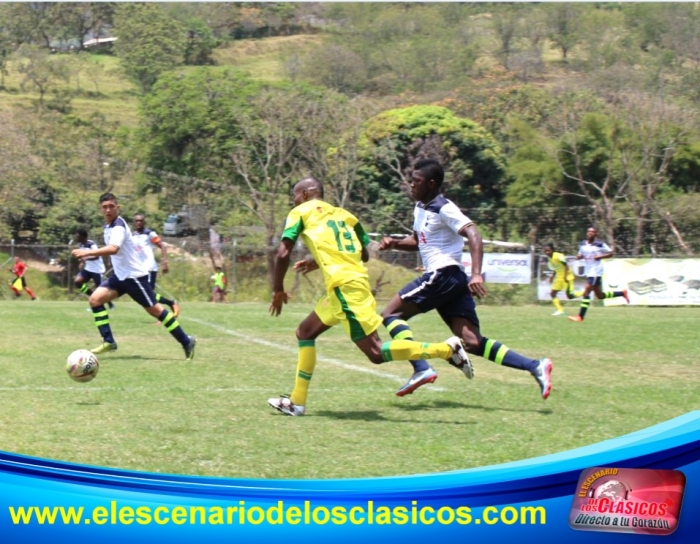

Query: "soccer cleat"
<box><xmin>184</xmin><ymin>336</ymin><xmax>196</xmax><ymax>361</ymax></box>
<box><xmin>551</xmin><ymin>310</ymin><xmax>566</xmax><ymax>316</ymax></box>
<box><xmin>622</xmin><ymin>289</ymin><xmax>630</xmax><ymax>304</ymax></box>
<box><xmin>532</xmin><ymin>358</ymin><xmax>553</xmax><ymax>400</ymax></box>
<box><xmin>91</xmin><ymin>342</ymin><xmax>117</xmax><ymax>354</ymax></box>
<box><xmin>108</xmin><ymin>302</ymin><xmax>115</xmax><ymax>310</ymax></box>
<box><xmin>172</xmin><ymin>301</ymin><xmax>181</xmax><ymax>318</ymax></box>
<box><xmin>267</xmin><ymin>395</ymin><xmax>305</xmax><ymax>416</ymax></box>
<box><xmin>445</xmin><ymin>336</ymin><xmax>474</xmax><ymax>379</ymax></box>
<box><xmin>568</xmin><ymin>315</ymin><xmax>584</xmax><ymax>322</ymax></box>
<box><xmin>396</xmin><ymin>367</ymin><xmax>438</xmax><ymax>397</ymax></box>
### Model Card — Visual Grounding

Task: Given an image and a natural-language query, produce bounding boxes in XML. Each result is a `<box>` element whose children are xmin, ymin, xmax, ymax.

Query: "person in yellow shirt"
<box><xmin>210</xmin><ymin>266</ymin><xmax>228</xmax><ymax>303</ymax></box>
<box><xmin>267</xmin><ymin>177</ymin><xmax>471</xmax><ymax>416</ymax></box>
<box><xmin>544</xmin><ymin>243</ymin><xmax>578</xmax><ymax>316</ymax></box>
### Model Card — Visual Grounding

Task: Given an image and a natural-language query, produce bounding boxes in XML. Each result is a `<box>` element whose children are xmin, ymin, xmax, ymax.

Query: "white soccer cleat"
<box><xmin>396</xmin><ymin>367</ymin><xmax>438</xmax><ymax>397</ymax></box>
<box><xmin>267</xmin><ymin>396</ymin><xmax>305</xmax><ymax>416</ymax></box>
<box><xmin>445</xmin><ymin>336</ymin><xmax>474</xmax><ymax>379</ymax></box>
<box><xmin>532</xmin><ymin>358</ymin><xmax>553</xmax><ymax>400</ymax></box>
<box><xmin>551</xmin><ymin>310</ymin><xmax>566</xmax><ymax>316</ymax></box>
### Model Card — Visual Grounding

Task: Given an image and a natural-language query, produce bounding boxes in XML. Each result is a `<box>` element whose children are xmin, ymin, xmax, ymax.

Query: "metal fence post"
<box><xmin>231</xmin><ymin>239</ymin><xmax>237</xmax><ymax>302</ymax></box>
<box><xmin>181</xmin><ymin>241</ymin><xmax>187</xmax><ymax>302</ymax></box>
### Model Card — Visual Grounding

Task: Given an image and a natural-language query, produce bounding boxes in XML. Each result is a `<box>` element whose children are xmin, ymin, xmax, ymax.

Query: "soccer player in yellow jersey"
<box><xmin>267</xmin><ymin>177</ymin><xmax>471</xmax><ymax>416</ymax></box>
<box><xmin>544</xmin><ymin>243</ymin><xmax>578</xmax><ymax>316</ymax></box>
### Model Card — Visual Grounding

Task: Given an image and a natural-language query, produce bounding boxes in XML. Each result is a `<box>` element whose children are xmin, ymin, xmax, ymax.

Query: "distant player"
<box><xmin>568</xmin><ymin>227</ymin><xmax>629</xmax><ymax>323</ymax></box>
<box><xmin>544</xmin><ymin>243</ymin><xmax>578</xmax><ymax>316</ymax></box>
<box><xmin>71</xmin><ymin>193</ymin><xmax>196</xmax><ymax>359</ymax></box>
<box><xmin>74</xmin><ymin>228</ymin><xmax>114</xmax><ymax>310</ymax></box>
<box><xmin>267</xmin><ymin>177</ymin><xmax>471</xmax><ymax>416</ymax></box>
<box><xmin>379</xmin><ymin>159</ymin><xmax>552</xmax><ymax>399</ymax></box>
<box><xmin>211</xmin><ymin>266</ymin><xmax>228</xmax><ymax>303</ymax></box>
<box><xmin>9</xmin><ymin>256</ymin><xmax>36</xmax><ymax>300</ymax></box>
<box><xmin>132</xmin><ymin>214</ymin><xmax>180</xmax><ymax>317</ymax></box>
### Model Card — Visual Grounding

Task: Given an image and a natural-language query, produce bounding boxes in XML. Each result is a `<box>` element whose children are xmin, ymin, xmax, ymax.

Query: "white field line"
<box><xmin>185</xmin><ymin>316</ymin><xmax>446</xmax><ymax>392</ymax></box>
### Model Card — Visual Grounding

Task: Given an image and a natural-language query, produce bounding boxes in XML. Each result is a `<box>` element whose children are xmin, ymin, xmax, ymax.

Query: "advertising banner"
<box><xmin>603</xmin><ymin>258</ymin><xmax>700</xmax><ymax>306</ymax></box>
<box><xmin>462</xmin><ymin>252</ymin><xmax>532</xmax><ymax>284</ymax></box>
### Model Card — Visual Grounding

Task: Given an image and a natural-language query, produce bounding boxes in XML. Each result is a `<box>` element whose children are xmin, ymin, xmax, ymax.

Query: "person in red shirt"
<box><xmin>10</xmin><ymin>256</ymin><xmax>36</xmax><ymax>300</ymax></box>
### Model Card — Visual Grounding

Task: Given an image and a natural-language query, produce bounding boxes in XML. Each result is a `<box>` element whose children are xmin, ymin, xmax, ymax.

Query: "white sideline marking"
<box><xmin>185</xmin><ymin>317</ymin><xmax>446</xmax><ymax>392</ymax></box>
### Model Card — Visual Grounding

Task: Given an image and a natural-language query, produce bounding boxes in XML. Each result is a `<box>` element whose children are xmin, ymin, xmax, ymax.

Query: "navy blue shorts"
<box><xmin>100</xmin><ymin>275</ymin><xmax>157</xmax><ymax>308</ymax></box>
<box><xmin>586</xmin><ymin>277</ymin><xmax>603</xmax><ymax>287</ymax></box>
<box><xmin>78</xmin><ymin>269</ymin><xmax>102</xmax><ymax>286</ymax></box>
<box><xmin>149</xmin><ymin>271</ymin><xmax>158</xmax><ymax>290</ymax></box>
<box><xmin>398</xmin><ymin>265</ymin><xmax>480</xmax><ymax>328</ymax></box>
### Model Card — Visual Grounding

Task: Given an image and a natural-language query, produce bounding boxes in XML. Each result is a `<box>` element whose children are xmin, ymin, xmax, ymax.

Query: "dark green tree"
<box><xmin>356</xmin><ymin>105</ymin><xmax>507</xmax><ymax>232</ymax></box>
<box><xmin>113</xmin><ymin>3</ymin><xmax>186</xmax><ymax>93</ymax></box>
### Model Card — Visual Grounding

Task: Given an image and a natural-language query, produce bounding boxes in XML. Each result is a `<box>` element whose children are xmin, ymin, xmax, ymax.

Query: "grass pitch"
<box><xmin>0</xmin><ymin>300</ymin><xmax>697</xmax><ymax>479</ymax></box>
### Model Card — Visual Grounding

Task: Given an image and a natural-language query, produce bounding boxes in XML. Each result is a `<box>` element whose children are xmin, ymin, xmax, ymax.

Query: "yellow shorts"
<box><xmin>552</xmin><ymin>276</ymin><xmax>575</xmax><ymax>293</ymax></box>
<box><xmin>315</xmin><ymin>278</ymin><xmax>383</xmax><ymax>342</ymax></box>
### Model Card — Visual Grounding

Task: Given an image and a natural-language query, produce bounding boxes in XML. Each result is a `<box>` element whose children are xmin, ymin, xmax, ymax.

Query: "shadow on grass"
<box><xmin>393</xmin><ymin>400</ymin><xmax>553</xmax><ymax>415</ymax></box>
<box><xmin>312</xmin><ymin>410</ymin><xmax>478</xmax><ymax>425</ymax></box>
<box><xmin>106</xmin><ymin>355</ymin><xmax>164</xmax><ymax>361</ymax></box>
<box><xmin>76</xmin><ymin>400</ymin><xmax>102</xmax><ymax>406</ymax></box>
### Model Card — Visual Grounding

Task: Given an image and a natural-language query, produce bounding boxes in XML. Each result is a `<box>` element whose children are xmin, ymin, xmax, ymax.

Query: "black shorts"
<box><xmin>77</xmin><ymin>270</ymin><xmax>102</xmax><ymax>286</ymax></box>
<box><xmin>100</xmin><ymin>275</ymin><xmax>157</xmax><ymax>308</ymax></box>
<box><xmin>586</xmin><ymin>277</ymin><xmax>603</xmax><ymax>287</ymax></box>
<box><xmin>149</xmin><ymin>271</ymin><xmax>158</xmax><ymax>290</ymax></box>
<box><xmin>398</xmin><ymin>265</ymin><xmax>480</xmax><ymax>328</ymax></box>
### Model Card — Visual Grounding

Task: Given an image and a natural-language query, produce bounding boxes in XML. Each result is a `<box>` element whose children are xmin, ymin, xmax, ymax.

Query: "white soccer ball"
<box><xmin>66</xmin><ymin>349</ymin><xmax>99</xmax><ymax>383</ymax></box>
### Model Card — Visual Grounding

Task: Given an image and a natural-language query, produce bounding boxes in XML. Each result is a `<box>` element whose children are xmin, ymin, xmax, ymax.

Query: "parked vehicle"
<box><xmin>162</xmin><ymin>205</ymin><xmax>208</xmax><ymax>237</ymax></box>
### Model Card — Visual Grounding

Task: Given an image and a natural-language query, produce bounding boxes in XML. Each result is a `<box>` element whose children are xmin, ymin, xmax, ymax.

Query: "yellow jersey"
<box><xmin>281</xmin><ymin>199</ymin><xmax>371</xmax><ymax>291</ymax></box>
<box><xmin>548</xmin><ymin>251</ymin><xmax>574</xmax><ymax>281</ymax></box>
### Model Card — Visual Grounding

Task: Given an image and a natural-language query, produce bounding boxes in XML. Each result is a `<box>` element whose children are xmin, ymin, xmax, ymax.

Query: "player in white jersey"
<box><xmin>132</xmin><ymin>214</ymin><xmax>179</xmax><ymax>317</ymax></box>
<box><xmin>568</xmin><ymin>227</ymin><xmax>629</xmax><ymax>322</ymax></box>
<box><xmin>71</xmin><ymin>193</ymin><xmax>195</xmax><ymax>359</ymax></box>
<box><xmin>379</xmin><ymin>159</ymin><xmax>552</xmax><ymax>399</ymax></box>
<box><xmin>73</xmin><ymin>228</ymin><xmax>113</xmax><ymax>310</ymax></box>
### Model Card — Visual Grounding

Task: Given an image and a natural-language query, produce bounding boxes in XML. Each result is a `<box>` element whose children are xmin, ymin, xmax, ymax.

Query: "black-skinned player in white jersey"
<box><xmin>71</xmin><ymin>193</ymin><xmax>195</xmax><ymax>359</ymax></box>
<box><xmin>132</xmin><ymin>213</ymin><xmax>180</xmax><ymax>318</ymax></box>
<box><xmin>379</xmin><ymin>159</ymin><xmax>552</xmax><ymax>399</ymax></box>
<box><xmin>74</xmin><ymin>228</ymin><xmax>114</xmax><ymax>310</ymax></box>
<box><xmin>568</xmin><ymin>227</ymin><xmax>629</xmax><ymax>322</ymax></box>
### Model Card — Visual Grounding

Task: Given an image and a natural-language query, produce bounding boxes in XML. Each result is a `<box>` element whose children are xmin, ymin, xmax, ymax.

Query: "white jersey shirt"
<box><xmin>103</xmin><ymin>217</ymin><xmax>151</xmax><ymax>280</ymax></box>
<box><xmin>80</xmin><ymin>240</ymin><xmax>106</xmax><ymax>274</ymax></box>
<box><xmin>131</xmin><ymin>228</ymin><xmax>161</xmax><ymax>272</ymax></box>
<box><xmin>578</xmin><ymin>239</ymin><xmax>612</xmax><ymax>277</ymax></box>
<box><xmin>413</xmin><ymin>195</ymin><xmax>473</xmax><ymax>273</ymax></box>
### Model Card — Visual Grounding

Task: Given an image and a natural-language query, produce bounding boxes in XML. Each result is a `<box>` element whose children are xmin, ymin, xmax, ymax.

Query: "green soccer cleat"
<box><xmin>90</xmin><ymin>342</ymin><xmax>117</xmax><ymax>354</ymax></box>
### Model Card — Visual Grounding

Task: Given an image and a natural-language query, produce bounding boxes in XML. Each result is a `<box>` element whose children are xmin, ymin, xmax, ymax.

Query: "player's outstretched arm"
<box><xmin>270</xmin><ymin>238</ymin><xmax>294</xmax><ymax>317</ymax></box>
<box><xmin>460</xmin><ymin>223</ymin><xmax>487</xmax><ymax>299</ymax></box>
<box><xmin>378</xmin><ymin>233</ymin><xmax>419</xmax><ymax>252</ymax></box>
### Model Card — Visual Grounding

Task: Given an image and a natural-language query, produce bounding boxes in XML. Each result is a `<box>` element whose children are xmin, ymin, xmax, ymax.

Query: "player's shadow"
<box><xmin>110</xmin><ymin>355</ymin><xmax>166</xmax><ymax>361</ymax></box>
<box><xmin>76</xmin><ymin>400</ymin><xmax>101</xmax><ymax>406</ymax></box>
<box><xmin>312</xmin><ymin>410</ymin><xmax>477</xmax><ymax>425</ymax></box>
<box><xmin>395</xmin><ymin>400</ymin><xmax>553</xmax><ymax>415</ymax></box>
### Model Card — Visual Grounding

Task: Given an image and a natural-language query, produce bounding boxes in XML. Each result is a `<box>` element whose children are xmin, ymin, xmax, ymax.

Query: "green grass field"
<box><xmin>0</xmin><ymin>301</ymin><xmax>697</xmax><ymax>480</ymax></box>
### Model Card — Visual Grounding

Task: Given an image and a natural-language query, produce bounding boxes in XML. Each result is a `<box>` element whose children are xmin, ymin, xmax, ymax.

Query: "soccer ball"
<box><xmin>66</xmin><ymin>349</ymin><xmax>99</xmax><ymax>383</ymax></box>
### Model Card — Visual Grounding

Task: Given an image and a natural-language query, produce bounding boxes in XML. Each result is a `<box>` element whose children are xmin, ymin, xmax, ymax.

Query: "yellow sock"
<box><xmin>290</xmin><ymin>340</ymin><xmax>316</xmax><ymax>406</ymax></box>
<box><xmin>553</xmin><ymin>298</ymin><xmax>563</xmax><ymax>312</ymax></box>
<box><xmin>380</xmin><ymin>339</ymin><xmax>452</xmax><ymax>362</ymax></box>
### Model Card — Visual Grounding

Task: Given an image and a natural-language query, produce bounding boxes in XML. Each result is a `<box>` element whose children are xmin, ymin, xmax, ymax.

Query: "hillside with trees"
<box><xmin>2</xmin><ymin>1</ymin><xmax>700</xmax><ymax>265</ymax></box>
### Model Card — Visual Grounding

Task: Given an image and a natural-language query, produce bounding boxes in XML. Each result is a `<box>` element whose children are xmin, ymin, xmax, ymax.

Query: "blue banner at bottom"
<box><xmin>1</xmin><ymin>411</ymin><xmax>699</xmax><ymax>543</ymax></box>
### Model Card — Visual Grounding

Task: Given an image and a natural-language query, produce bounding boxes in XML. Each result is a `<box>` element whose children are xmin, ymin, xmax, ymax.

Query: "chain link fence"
<box><xmin>2</xmin><ymin>205</ymin><xmax>697</xmax><ymax>302</ymax></box>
